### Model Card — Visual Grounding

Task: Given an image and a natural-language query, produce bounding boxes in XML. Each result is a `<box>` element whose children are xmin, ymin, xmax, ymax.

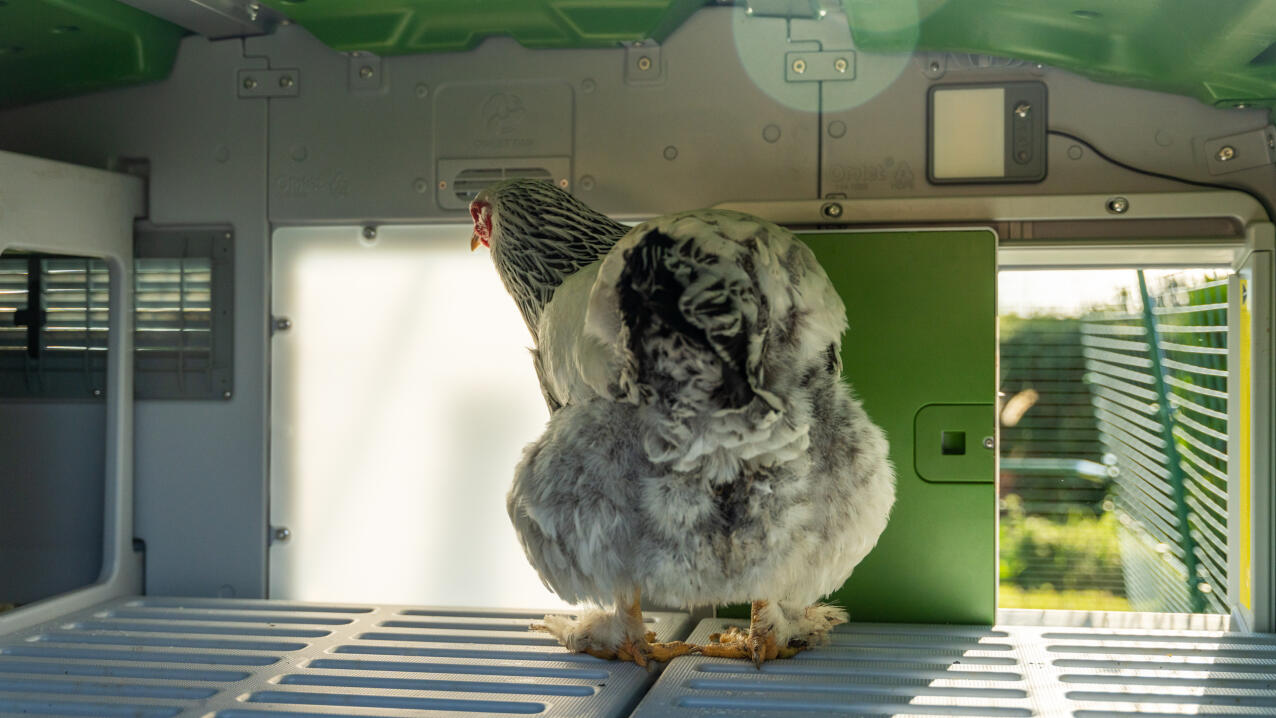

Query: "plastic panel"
<box><xmin>0</xmin><ymin>0</ymin><xmax>183</xmax><ymax>110</ymax></box>
<box><xmin>632</xmin><ymin>616</ymin><xmax>1276</xmax><ymax>717</ymax></box>
<box><xmin>0</xmin><ymin>596</ymin><xmax>693</xmax><ymax>717</ymax></box>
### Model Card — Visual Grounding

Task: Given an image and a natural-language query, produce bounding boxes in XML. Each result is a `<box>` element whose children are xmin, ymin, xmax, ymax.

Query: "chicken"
<box><xmin>470</xmin><ymin>179</ymin><xmax>895</xmax><ymax>666</ymax></box>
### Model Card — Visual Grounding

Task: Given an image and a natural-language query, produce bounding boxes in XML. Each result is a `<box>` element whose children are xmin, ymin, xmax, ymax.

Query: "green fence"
<box><xmin>1081</xmin><ymin>273</ymin><xmax>1228</xmax><ymax>614</ymax></box>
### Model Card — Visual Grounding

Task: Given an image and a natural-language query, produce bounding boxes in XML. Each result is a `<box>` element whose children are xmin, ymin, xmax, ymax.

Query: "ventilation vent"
<box><xmin>436</xmin><ymin>157</ymin><xmax>571</xmax><ymax>210</ymax></box>
<box><xmin>0</xmin><ymin>228</ymin><xmax>233</xmax><ymax>400</ymax></box>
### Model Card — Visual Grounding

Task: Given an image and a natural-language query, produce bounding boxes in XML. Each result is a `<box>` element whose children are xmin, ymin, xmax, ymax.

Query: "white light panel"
<box><xmin>931</xmin><ymin>86</ymin><xmax>1006</xmax><ymax>179</ymax></box>
<box><xmin>270</xmin><ymin>225</ymin><xmax>568</xmax><ymax>610</ymax></box>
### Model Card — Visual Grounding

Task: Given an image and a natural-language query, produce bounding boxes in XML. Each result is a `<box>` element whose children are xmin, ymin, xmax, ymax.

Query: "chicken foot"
<box><xmin>700</xmin><ymin>600</ymin><xmax>846</xmax><ymax>667</ymax></box>
<box><xmin>530</xmin><ymin>589</ymin><xmax>698</xmax><ymax>667</ymax></box>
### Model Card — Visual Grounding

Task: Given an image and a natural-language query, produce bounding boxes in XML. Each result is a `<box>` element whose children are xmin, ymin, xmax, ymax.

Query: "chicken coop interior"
<box><xmin>2</xmin><ymin>0</ymin><xmax>1276</xmax><ymax>716</ymax></box>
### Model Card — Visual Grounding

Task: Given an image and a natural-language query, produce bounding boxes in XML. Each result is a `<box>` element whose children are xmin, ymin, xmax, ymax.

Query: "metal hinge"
<box><xmin>237</xmin><ymin>69</ymin><xmax>300</xmax><ymax>98</ymax></box>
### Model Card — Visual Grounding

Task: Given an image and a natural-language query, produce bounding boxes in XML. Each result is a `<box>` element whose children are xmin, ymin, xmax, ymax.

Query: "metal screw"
<box><xmin>928</xmin><ymin>61</ymin><xmax>940</xmax><ymax>72</ymax></box>
<box><xmin>636</xmin><ymin>56</ymin><xmax>652</xmax><ymax>71</ymax></box>
<box><xmin>792</xmin><ymin>58</ymin><xmax>806</xmax><ymax>74</ymax></box>
<box><xmin>243</xmin><ymin>77</ymin><xmax>257</xmax><ymax>90</ymax></box>
<box><xmin>279</xmin><ymin>74</ymin><xmax>294</xmax><ymax>88</ymax></box>
<box><xmin>982</xmin><ymin>436</ymin><xmax>995</xmax><ymax>450</ymax></box>
<box><xmin>274</xmin><ymin>317</ymin><xmax>292</xmax><ymax>332</ymax></box>
<box><xmin>1217</xmin><ymin>145</ymin><xmax>1236</xmax><ymax>161</ymax></box>
<box><xmin>273</xmin><ymin>527</ymin><xmax>291</xmax><ymax>543</ymax></box>
<box><xmin>223</xmin><ymin>391</ymin><xmax>232</xmax><ymax>400</ymax></box>
<box><xmin>92</xmin><ymin>388</ymin><xmax>103</xmax><ymax>398</ymax></box>
<box><xmin>1014</xmin><ymin>103</ymin><xmax>1031</xmax><ymax>118</ymax></box>
<box><xmin>359</xmin><ymin>65</ymin><xmax>374</xmax><ymax>80</ymax></box>
<box><xmin>558</xmin><ymin>178</ymin><xmax>569</xmax><ymax>188</ymax></box>
<box><xmin>362</xmin><ymin>226</ymin><xmax>377</xmax><ymax>240</ymax></box>
<box><xmin>834</xmin><ymin>57</ymin><xmax>848</xmax><ymax>73</ymax></box>
<box><xmin>1105</xmin><ymin>196</ymin><xmax>1129</xmax><ymax>214</ymax></box>
<box><xmin>438</xmin><ymin>180</ymin><xmax>448</xmax><ymax>190</ymax></box>
<box><xmin>820</xmin><ymin>202</ymin><xmax>843</xmax><ymax>218</ymax></box>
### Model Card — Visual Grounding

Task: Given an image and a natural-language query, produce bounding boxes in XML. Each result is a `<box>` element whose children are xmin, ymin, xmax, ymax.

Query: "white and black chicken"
<box><xmin>470</xmin><ymin>179</ymin><xmax>895</xmax><ymax>666</ymax></box>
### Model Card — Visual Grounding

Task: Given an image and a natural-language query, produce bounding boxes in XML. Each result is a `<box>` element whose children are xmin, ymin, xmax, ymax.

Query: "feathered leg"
<box><xmin>701</xmin><ymin>600</ymin><xmax>847</xmax><ymax>667</ymax></box>
<box><xmin>531</xmin><ymin>589</ymin><xmax>697</xmax><ymax>665</ymax></box>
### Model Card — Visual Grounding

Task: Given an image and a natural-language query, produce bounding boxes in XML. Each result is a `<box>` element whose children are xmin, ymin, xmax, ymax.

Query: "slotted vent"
<box><xmin>453</xmin><ymin>167</ymin><xmax>554</xmax><ymax>204</ymax></box>
<box><xmin>1082</xmin><ymin>271</ymin><xmax>1228</xmax><ymax>614</ymax></box>
<box><xmin>436</xmin><ymin>157</ymin><xmax>571</xmax><ymax>210</ymax></box>
<box><xmin>0</xmin><ymin>255</ymin><xmax>110</xmax><ymax>398</ymax></box>
<box><xmin>0</xmin><ymin>228</ymin><xmax>233</xmax><ymax>399</ymax></box>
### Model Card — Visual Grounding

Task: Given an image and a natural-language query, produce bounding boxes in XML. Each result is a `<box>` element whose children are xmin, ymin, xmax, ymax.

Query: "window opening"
<box><xmin>999</xmin><ymin>268</ymin><xmax>1227</xmax><ymax>613</ymax></box>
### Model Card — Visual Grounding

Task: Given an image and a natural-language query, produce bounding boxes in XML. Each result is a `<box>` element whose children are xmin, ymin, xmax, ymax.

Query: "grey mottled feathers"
<box><xmin>484</xmin><ymin>179</ymin><xmax>895</xmax><ymax>610</ymax></box>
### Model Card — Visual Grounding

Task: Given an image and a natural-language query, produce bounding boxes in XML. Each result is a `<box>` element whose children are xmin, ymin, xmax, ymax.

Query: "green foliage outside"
<box><xmin>999</xmin><ymin>494</ymin><xmax>1127</xmax><ymax>608</ymax></box>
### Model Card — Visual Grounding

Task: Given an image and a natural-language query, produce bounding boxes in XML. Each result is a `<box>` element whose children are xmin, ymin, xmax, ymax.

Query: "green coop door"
<box><xmin>805</xmin><ymin>229</ymin><xmax>997</xmax><ymax>625</ymax></box>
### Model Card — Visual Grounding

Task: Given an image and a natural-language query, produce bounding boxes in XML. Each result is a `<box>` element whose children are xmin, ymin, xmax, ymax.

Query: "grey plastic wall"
<box><xmin>0</xmin><ymin>6</ymin><xmax>1271</xmax><ymax>599</ymax></box>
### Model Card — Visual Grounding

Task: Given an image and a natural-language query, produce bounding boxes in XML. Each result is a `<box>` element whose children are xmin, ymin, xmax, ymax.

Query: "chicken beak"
<box><xmin>471</xmin><ymin>233</ymin><xmax>482</xmax><ymax>252</ymax></box>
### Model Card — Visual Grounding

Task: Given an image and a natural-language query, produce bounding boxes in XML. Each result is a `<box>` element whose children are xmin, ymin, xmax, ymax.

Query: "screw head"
<box><xmin>279</xmin><ymin>74</ymin><xmax>294</xmax><ymax>88</ymax></box>
<box><xmin>362</xmin><ymin>226</ymin><xmax>377</xmax><ymax>240</ymax></box>
<box><xmin>359</xmin><ymin>65</ymin><xmax>374</xmax><ymax>80</ymax></box>
<box><xmin>1217</xmin><ymin>145</ymin><xmax>1236</xmax><ymax>161</ymax></box>
<box><xmin>438</xmin><ymin>180</ymin><xmax>448</xmax><ymax>190</ymax></box>
<box><xmin>92</xmin><ymin>388</ymin><xmax>103</xmax><ymax>398</ymax></box>
<box><xmin>834</xmin><ymin>57</ymin><xmax>848</xmax><ymax>73</ymax></box>
<box><xmin>820</xmin><ymin>202</ymin><xmax>843</xmax><ymax>218</ymax></box>
<box><xmin>273</xmin><ymin>527</ymin><xmax>291</xmax><ymax>543</ymax></box>
<box><xmin>792</xmin><ymin>58</ymin><xmax>806</xmax><ymax>74</ymax></box>
<box><xmin>982</xmin><ymin>436</ymin><xmax>995</xmax><ymax>450</ymax></box>
<box><xmin>636</xmin><ymin>55</ymin><xmax>652</xmax><ymax>71</ymax></box>
<box><xmin>243</xmin><ymin>77</ymin><xmax>258</xmax><ymax>89</ymax></box>
<box><xmin>1014</xmin><ymin>103</ymin><xmax>1031</xmax><ymax>118</ymax></box>
<box><xmin>1105</xmin><ymin>196</ymin><xmax>1130</xmax><ymax>214</ymax></box>
<box><xmin>928</xmin><ymin>61</ymin><xmax>940</xmax><ymax>72</ymax></box>
<box><xmin>558</xmin><ymin>178</ymin><xmax>569</xmax><ymax>188</ymax></box>
<box><xmin>274</xmin><ymin>317</ymin><xmax>292</xmax><ymax>331</ymax></box>
<box><xmin>223</xmin><ymin>391</ymin><xmax>232</xmax><ymax>400</ymax></box>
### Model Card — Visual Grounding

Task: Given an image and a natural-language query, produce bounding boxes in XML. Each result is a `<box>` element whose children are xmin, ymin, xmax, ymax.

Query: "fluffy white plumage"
<box><xmin>473</xmin><ymin>180</ymin><xmax>895</xmax><ymax>663</ymax></box>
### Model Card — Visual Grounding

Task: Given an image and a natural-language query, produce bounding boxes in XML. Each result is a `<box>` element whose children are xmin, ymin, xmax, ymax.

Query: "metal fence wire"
<box><xmin>1081</xmin><ymin>272</ymin><xmax>1229</xmax><ymax>614</ymax></box>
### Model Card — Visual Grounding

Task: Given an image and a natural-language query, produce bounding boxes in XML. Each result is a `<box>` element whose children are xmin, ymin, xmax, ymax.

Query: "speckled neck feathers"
<box><xmin>481</xmin><ymin>179</ymin><xmax>627</xmax><ymax>340</ymax></box>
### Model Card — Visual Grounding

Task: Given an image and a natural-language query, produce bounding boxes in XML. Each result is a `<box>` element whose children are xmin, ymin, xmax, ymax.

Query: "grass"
<box><xmin>999</xmin><ymin>584</ymin><xmax>1131</xmax><ymax>611</ymax></box>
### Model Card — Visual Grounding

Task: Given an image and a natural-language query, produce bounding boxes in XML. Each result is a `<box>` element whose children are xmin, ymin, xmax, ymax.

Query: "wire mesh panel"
<box><xmin>1082</xmin><ymin>273</ymin><xmax>1228</xmax><ymax>614</ymax></box>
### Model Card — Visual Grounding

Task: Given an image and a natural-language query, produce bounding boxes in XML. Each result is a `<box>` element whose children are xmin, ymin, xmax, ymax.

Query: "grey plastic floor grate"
<box><xmin>630</xmin><ymin>617</ymin><xmax>1276</xmax><ymax>717</ymax></box>
<box><xmin>0</xmin><ymin>596</ymin><xmax>691</xmax><ymax>717</ymax></box>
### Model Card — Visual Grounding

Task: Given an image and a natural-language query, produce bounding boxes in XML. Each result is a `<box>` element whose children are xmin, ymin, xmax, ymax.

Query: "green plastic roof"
<box><xmin>255</xmin><ymin>0</ymin><xmax>712</xmax><ymax>54</ymax></box>
<box><xmin>845</xmin><ymin>0</ymin><xmax>1276</xmax><ymax>109</ymax></box>
<box><xmin>3</xmin><ymin>0</ymin><xmax>1276</xmax><ymax>111</ymax></box>
<box><xmin>0</xmin><ymin>0</ymin><xmax>183</xmax><ymax>110</ymax></box>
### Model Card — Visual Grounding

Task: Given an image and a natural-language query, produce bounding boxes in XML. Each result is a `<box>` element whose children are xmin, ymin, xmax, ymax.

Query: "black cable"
<box><xmin>1047</xmin><ymin>128</ymin><xmax>1276</xmax><ymax>221</ymax></box>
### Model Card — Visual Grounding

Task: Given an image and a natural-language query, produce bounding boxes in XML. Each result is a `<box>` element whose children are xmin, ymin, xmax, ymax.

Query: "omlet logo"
<box><xmin>482</xmin><ymin>93</ymin><xmax>526</xmax><ymax>136</ymax></box>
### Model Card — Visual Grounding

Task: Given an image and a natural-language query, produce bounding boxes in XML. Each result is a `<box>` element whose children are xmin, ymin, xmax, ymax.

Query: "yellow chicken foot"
<box><xmin>530</xmin><ymin>589</ymin><xmax>697</xmax><ymax>665</ymax></box>
<box><xmin>699</xmin><ymin>600</ymin><xmax>805</xmax><ymax>666</ymax></box>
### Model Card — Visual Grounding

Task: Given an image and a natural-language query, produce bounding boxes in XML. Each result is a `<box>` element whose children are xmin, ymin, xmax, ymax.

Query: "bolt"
<box><xmin>1014</xmin><ymin>103</ymin><xmax>1031</xmax><ymax>118</ymax></box>
<box><xmin>792</xmin><ymin>58</ymin><xmax>806</xmax><ymax>74</ymax></box>
<box><xmin>243</xmin><ymin>77</ymin><xmax>257</xmax><ymax>90</ymax></box>
<box><xmin>636</xmin><ymin>56</ymin><xmax>652</xmax><ymax>71</ymax></box>
<box><xmin>1217</xmin><ymin>145</ymin><xmax>1236</xmax><ymax>161</ymax></box>
<box><xmin>92</xmin><ymin>388</ymin><xmax>103</xmax><ymax>398</ymax></box>
<box><xmin>362</xmin><ymin>226</ymin><xmax>377</xmax><ymax>240</ymax></box>
<box><xmin>834</xmin><ymin>57</ymin><xmax>848</xmax><ymax>73</ymax></box>
<box><xmin>982</xmin><ymin>436</ymin><xmax>995</xmax><ymax>450</ymax></box>
<box><xmin>279</xmin><ymin>74</ymin><xmax>294</xmax><ymax>88</ymax></box>
<box><xmin>438</xmin><ymin>180</ymin><xmax>448</xmax><ymax>190</ymax></box>
<box><xmin>820</xmin><ymin>202</ymin><xmax>843</xmax><ymax>218</ymax></box>
<box><xmin>1105</xmin><ymin>196</ymin><xmax>1129</xmax><ymax>214</ymax></box>
<box><xmin>558</xmin><ymin>178</ymin><xmax>569</xmax><ymax>188</ymax></box>
<box><xmin>359</xmin><ymin>65</ymin><xmax>374</xmax><ymax>80</ymax></box>
<box><xmin>928</xmin><ymin>61</ymin><xmax>940</xmax><ymax>73</ymax></box>
<box><xmin>273</xmin><ymin>527</ymin><xmax>291</xmax><ymax>543</ymax></box>
<box><xmin>223</xmin><ymin>391</ymin><xmax>232</xmax><ymax>400</ymax></box>
<box><xmin>274</xmin><ymin>317</ymin><xmax>292</xmax><ymax>332</ymax></box>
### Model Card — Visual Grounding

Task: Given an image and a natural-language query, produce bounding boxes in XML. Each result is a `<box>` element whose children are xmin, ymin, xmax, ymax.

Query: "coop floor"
<box><xmin>0</xmin><ymin>597</ymin><xmax>1273</xmax><ymax>718</ymax></box>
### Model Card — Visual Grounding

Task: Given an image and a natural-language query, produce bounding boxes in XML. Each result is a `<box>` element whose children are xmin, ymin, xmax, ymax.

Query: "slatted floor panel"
<box><xmin>631</xmin><ymin>617</ymin><xmax>1276</xmax><ymax>718</ymax></box>
<box><xmin>0</xmin><ymin>596</ymin><xmax>691</xmax><ymax>718</ymax></box>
